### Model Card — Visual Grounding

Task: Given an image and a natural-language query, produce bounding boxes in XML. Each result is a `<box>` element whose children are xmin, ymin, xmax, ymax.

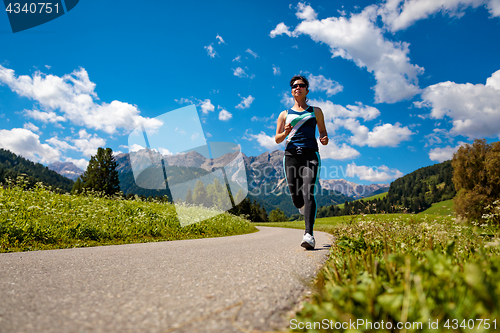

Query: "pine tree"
<box><xmin>80</xmin><ymin>147</ymin><xmax>120</xmax><ymax>196</ymax></box>
<box><xmin>71</xmin><ymin>177</ymin><xmax>84</xmax><ymax>194</ymax></box>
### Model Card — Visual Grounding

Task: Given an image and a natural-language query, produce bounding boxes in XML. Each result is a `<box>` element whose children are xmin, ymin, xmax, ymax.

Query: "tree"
<box><xmin>269</xmin><ymin>208</ymin><xmax>288</xmax><ymax>222</ymax></box>
<box><xmin>80</xmin><ymin>147</ymin><xmax>120</xmax><ymax>196</ymax></box>
<box><xmin>192</xmin><ymin>180</ymin><xmax>208</xmax><ymax>207</ymax></box>
<box><xmin>71</xmin><ymin>177</ymin><xmax>84</xmax><ymax>194</ymax></box>
<box><xmin>185</xmin><ymin>188</ymin><xmax>193</xmax><ymax>204</ymax></box>
<box><xmin>452</xmin><ymin>139</ymin><xmax>500</xmax><ymax>223</ymax></box>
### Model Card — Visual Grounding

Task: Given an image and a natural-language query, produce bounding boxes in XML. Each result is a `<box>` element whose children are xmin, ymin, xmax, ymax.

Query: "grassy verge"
<box><xmin>259</xmin><ymin>214</ymin><xmax>500</xmax><ymax>332</ymax></box>
<box><xmin>0</xmin><ymin>183</ymin><xmax>257</xmax><ymax>253</ymax></box>
<box><xmin>418</xmin><ymin>199</ymin><xmax>454</xmax><ymax>216</ymax></box>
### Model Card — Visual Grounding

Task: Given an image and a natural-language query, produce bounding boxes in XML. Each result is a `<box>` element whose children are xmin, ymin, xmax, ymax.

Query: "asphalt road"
<box><xmin>0</xmin><ymin>226</ymin><xmax>332</xmax><ymax>333</ymax></box>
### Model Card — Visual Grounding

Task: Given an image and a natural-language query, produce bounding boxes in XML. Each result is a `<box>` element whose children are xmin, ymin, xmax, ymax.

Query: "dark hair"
<box><xmin>289</xmin><ymin>75</ymin><xmax>309</xmax><ymax>89</ymax></box>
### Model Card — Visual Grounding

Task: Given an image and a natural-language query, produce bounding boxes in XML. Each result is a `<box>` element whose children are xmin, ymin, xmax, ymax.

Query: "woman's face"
<box><xmin>291</xmin><ymin>79</ymin><xmax>308</xmax><ymax>99</ymax></box>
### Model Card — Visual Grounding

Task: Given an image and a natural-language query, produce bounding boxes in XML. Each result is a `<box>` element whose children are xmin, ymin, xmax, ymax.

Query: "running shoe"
<box><xmin>301</xmin><ymin>233</ymin><xmax>315</xmax><ymax>250</ymax></box>
<box><xmin>298</xmin><ymin>205</ymin><xmax>305</xmax><ymax>215</ymax></box>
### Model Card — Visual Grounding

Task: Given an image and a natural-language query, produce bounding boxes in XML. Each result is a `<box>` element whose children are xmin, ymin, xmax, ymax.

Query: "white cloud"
<box><xmin>73</xmin><ymin>129</ymin><xmax>106</xmax><ymax>157</ymax></box>
<box><xmin>216</xmin><ymin>34</ymin><xmax>226</xmax><ymax>44</ymax></box>
<box><xmin>308</xmin><ymin>74</ymin><xmax>343</xmax><ymax>96</ymax></box>
<box><xmin>0</xmin><ymin>65</ymin><xmax>162</xmax><ymax>134</ymax></box>
<box><xmin>488</xmin><ymin>0</ymin><xmax>500</xmax><ymax>16</ymax></box>
<box><xmin>337</xmin><ymin>118</ymin><xmax>413</xmax><ymax>147</ymax></box>
<box><xmin>245</xmin><ymin>49</ymin><xmax>259</xmax><ymax>58</ymax></box>
<box><xmin>247</xmin><ymin>131</ymin><xmax>279</xmax><ymax>150</ymax></box>
<box><xmin>64</xmin><ymin>157</ymin><xmax>88</xmax><ymax>170</ymax></box>
<box><xmin>318</xmin><ymin>141</ymin><xmax>360</xmax><ymax>160</ymax></box>
<box><xmin>236</xmin><ymin>95</ymin><xmax>255</xmax><ymax>109</ymax></box>
<box><xmin>311</xmin><ymin>99</ymin><xmax>381</xmax><ymax>122</ymax></box>
<box><xmin>296</xmin><ymin>2</ymin><xmax>318</xmax><ymax>21</ymax></box>
<box><xmin>429</xmin><ymin>142</ymin><xmax>465</xmax><ymax>162</ymax></box>
<box><xmin>233</xmin><ymin>67</ymin><xmax>253</xmax><ymax>78</ymax></box>
<box><xmin>276</xmin><ymin>4</ymin><xmax>423</xmax><ymax>103</ymax></box>
<box><xmin>23</xmin><ymin>122</ymin><xmax>40</xmax><ymax>133</ymax></box>
<box><xmin>233</xmin><ymin>55</ymin><xmax>241</xmax><ymax>62</ymax></box>
<box><xmin>270</xmin><ymin>22</ymin><xmax>292</xmax><ymax>38</ymax></box>
<box><xmin>128</xmin><ymin>144</ymin><xmax>146</xmax><ymax>152</ymax></box>
<box><xmin>158</xmin><ymin>147</ymin><xmax>173</xmax><ymax>156</ymax></box>
<box><xmin>347</xmin><ymin>162</ymin><xmax>403</xmax><ymax>182</ymax></box>
<box><xmin>417</xmin><ymin>69</ymin><xmax>500</xmax><ymax>139</ymax></box>
<box><xmin>273</xmin><ymin>65</ymin><xmax>281</xmax><ymax>75</ymax></box>
<box><xmin>219</xmin><ymin>109</ymin><xmax>232</xmax><ymax>121</ymax></box>
<box><xmin>0</xmin><ymin>128</ymin><xmax>60</xmax><ymax>164</ymax></box>
<box><xmin>46</xmin><ymin>137</ymin><xmax>76</xmax><ymax>151</ymax></box>
<box><xmin>379</xmin><ymin>0</ymin><xmax>491</xmax><ymax>32</ymax></box>
<box><xmin>199</xmin><ymin>99</ymin><xmax>215</xmax><ymax>114</ymax></box>
<box><xmin>176</xmin><ymin>97</ymin><xmax>194</xmax><ymax>104</ymax></box>
<box><xmin>204</xmin><ymin>44</ymin><xmax>217</xmax><ymax>58</ymax></box>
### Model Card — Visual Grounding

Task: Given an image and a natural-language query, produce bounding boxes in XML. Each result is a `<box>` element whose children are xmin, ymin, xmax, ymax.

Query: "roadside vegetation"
<box><xmin>0</xmin><ymin>178</ymin><xmax>257</xmax><ymax>253</ymax></box>
<box><xmin>260</xmin><ymin>139</ymin><xmax>500</xmax><ymax>332</ymax></box>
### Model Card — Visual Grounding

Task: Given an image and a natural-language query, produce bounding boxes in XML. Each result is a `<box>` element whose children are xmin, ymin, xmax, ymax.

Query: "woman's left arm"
<box><xmin>314</xmin><ymin>107</ymin><xmax>329</xmax><ymax>145</ymax></box>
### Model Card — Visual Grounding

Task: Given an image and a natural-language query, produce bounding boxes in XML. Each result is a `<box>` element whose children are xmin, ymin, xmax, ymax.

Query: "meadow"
<box><xmin>258</xmin><ymin>206</ymin><xmax>500</xmax><ymax>332</ymax></box>
<box><xmin>0</xmin><ymin>180</ymin><xmax>257</xmax><ymax>253</ymax></box>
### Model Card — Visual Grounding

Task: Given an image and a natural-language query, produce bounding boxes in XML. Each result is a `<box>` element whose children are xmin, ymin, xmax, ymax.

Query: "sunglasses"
<box><xmin>291</xmin><ymin>83</ymin><xmax>307</xmax><ymax>89</ymax></box>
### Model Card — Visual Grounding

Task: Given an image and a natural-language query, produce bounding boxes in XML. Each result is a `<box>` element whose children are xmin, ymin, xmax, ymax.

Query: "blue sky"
<box><xmin>1</xmin><ymin>0</ymin><xmax>500</xmax><ymax>185</ymax></box>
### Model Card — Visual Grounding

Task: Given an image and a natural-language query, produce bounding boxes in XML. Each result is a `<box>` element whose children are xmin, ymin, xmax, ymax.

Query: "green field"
<box><xmin>337</xmin><ymin>191</ymin><xmax>388</xmax><ymax>209</ymax></box>
<box><xmin>0</xmin><ymin>182</ymin><xmax>257</xmax><ymax>253</ymax></box>
<box><xmin>418</xmin><ymin>199</ymin><xmax>455</xmax><ymax>216</ymax></box>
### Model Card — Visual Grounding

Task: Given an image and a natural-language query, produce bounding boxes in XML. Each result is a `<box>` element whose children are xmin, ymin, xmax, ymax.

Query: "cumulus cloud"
<box><xmin>417</xmin><ymin>69</ymin><xmax>500</xmax><ymax>139</ymax></box>
<box><xmin>73</xmin><ymin>129</ymin><xmax>106</xmax><ymax>157</ymax></box>
<box><xmin>0</xmin><ymin>65</ymin><xmax>161</xmax><ymax>134</ymax></box>
<box><xmin>429</xmin><ymin>142</ymin><xmax>465</xmax><ymax>162</ymax></box>
<box><xmin>272</xmin><ymin>3</ymin><xmax>424</xmax><ymax>103</ymax></box>
<box><xmin>347</xmin><ymin>162</ymin><xmax>403</xmax><ymax>182</ymax></box>
<box><xmin>336</xmin><ymin>118</ymin><xmax>414</xmax><ymax>147</ymax></box>
<box><xmin>236</xmin><ymin>95</ymin><xmax>255</xmax><ymax>109</ymax></box>
<box><xmin>204</xmin><ymin>44</ymin><xmax>217</xmax><ymax>58</ymax></box>
<box><xmin>308</xmin><ymin>74</ymin><xmax>343</xmax><ymax>96</ymax></box>
<box><xmin>270</xmin><ymin>22</ymin><xmax>292</xmax><ymax>38</ymax></box>
<box><xmin>318</xmin><ymin>141</ymin><xmax>360</xmax><ymax>160</ymax></box>
<box><xmin>200</xmin><ymin>99</ymin><xmax>215</xmax><ymax>114</ymax></box>
<box><xmin>247</xmin><ymin>131</ymin><xmax>279</xmax><ymax>150</ymax></box>
<box><xmin>311</xmin><ymin>99</ymin><xmax>380</xmax><ymax>122</ymax></box>
<box><xmin>64</xmin><ymin>157</ymin><xmax>88</xmax><ymax>170</ymax></box>
<box><xmin>23</xmin><ymin>122</ymin><xmax>40</xmax><ymax>133</ymax></box>
<box><xmin>488</xmin><ymin>0</ymin><xmax>500</xmax><ymax>16</ymax></box>
<box><xmin>296</xmin><ymin>2</ymin><xmax>318</xmax><ymax>21</ymax></box>
<box><xmin>379</xmin><ymin>0</ymin><xmax>495</xmax><ymax>32</ymax></box>
<box><xmin>0</xmin><ymin>128</ymin><xmax>60</xmax><ymax>164</ymax></box>
<box><xmin>219</xmin><ymin>109</ymin><xmax>232</xmax><ymax>121</ymax></box>
<box><xmin>273</xmin><ymin>65</ymin><xmax>281</xmax><ymax>76</ymax></box>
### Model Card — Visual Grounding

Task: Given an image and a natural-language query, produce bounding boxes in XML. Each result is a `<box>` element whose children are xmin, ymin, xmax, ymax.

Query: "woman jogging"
<box><xmin>275</xmin><ymin>75</ymin><xmax>329</xmax><ymax>250</ymax></box>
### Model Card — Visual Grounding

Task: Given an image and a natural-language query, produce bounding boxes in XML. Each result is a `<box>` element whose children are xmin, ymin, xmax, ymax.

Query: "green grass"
<box><xmin>419</xmin><ymin>199</ymin><xmax>455</xmax><ymax>216</ymax></box>
<box><xmin>0</xmin><ymin>183</ymin><xmax>257</xmax><ymax>253</ymax></box>
<box><xmin>268</xmin><ymin>213</ymin><xmax>500</xmax><ymax>332</ymax></box>
<box><xmin>260</xmin><ymin>212</ymin><xmax>500</xmax><ymax>332</ymax></box>
<box><xmin>337</xmin><ymin>192</ymin><xmax>388</xmax><ymax>209</ymax></box>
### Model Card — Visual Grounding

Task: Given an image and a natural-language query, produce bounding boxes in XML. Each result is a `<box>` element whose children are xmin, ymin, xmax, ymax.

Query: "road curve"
<box><xmin>0</xmin><ymin>226</ymin><xmax>332</xmax><ymax>333</ymax></box>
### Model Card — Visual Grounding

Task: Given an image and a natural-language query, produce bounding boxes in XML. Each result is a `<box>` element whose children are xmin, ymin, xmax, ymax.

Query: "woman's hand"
<box><xmin>284</xmin><ymin>123</ymin><xmax>293</xmax><ymax>135</ymax></box>
<box><xmin>319</xmin><ymin>135</ymin><xmax>329</xmax><ymax>145</ymax></box>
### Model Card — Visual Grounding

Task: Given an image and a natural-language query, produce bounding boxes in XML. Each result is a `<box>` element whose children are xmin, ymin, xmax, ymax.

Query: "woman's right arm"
<box><xmin>275</xmin><ymin>111</ymin><xmax>292</xmax><ymax>144</ymax></box>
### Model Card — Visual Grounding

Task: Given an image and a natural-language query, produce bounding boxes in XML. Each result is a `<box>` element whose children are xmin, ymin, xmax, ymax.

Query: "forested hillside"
<box><xmin>318</xmin><ymin>160</ymin><xmax>456</xmax><ymax>217</ymax></box>
<box><xmin>0</xmin><ymin>149</ymin><xmax>73</xmax><ymax>192</ymax></box>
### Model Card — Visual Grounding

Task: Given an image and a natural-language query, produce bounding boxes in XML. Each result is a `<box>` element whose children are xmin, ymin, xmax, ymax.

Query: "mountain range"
<box><xmin>48</xmin><ymin>149</ymin><xmax>389</xmax><ymax>215</ymax></box>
